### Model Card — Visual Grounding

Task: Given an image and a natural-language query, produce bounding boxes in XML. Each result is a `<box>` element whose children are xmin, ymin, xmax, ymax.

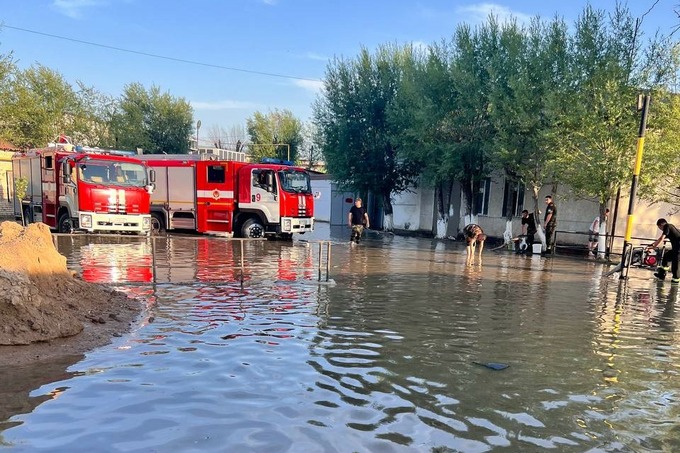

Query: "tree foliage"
<box><xmin>0</xmin><ymin>64</ymin><xmax>84</xmax><ymax>148</ymax></box>
<box><xmin>109</xmin><ymin>83</ymin><xmax>193</xmax><ymax>154</ymax></box>
<box><xmin>246</xmin><ymin>109</ymin><xmax>302</xmax><ymax>162</ymax></box>
<box><xmin>314</xmin><ymin>45</ymin><xmax>422</xmax><ymax>221</ymax></box>
<box><xmin>551</xmin><ymin>5</ymin><xmax>678</xmax><ymax>213</ymax></box>
<box><xmin>313</xmin><ymin>4</ymin><xmax>680</xmax><ymax>231</ymax></box>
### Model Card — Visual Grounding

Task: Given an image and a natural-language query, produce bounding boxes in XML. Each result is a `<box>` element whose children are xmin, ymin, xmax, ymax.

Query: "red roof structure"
<box><xmin>0</xmin><ymin>140</ymin><xmax>21</xmax><ymax>151</ymax></box>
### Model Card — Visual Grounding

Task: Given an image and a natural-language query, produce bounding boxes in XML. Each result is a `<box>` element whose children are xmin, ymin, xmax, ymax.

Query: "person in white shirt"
<box><xmin>588</xmin><ymin>209</ymin><xmax>609</xmax><ymax>256</ymax></box>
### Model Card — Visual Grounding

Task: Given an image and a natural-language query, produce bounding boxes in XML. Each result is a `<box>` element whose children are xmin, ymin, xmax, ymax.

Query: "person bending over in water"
<box><xmin>464</xmin><ymin>223</ymin><xmax>487</xmax><ymax>260</ymax></box>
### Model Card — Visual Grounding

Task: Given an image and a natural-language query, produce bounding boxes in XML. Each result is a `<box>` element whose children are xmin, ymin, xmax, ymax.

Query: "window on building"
<box><xmin>207</xmin><ymin>165</ymin><xmax>225</xmax><ymax>183</ymax></box>
<box><xmin>502</xmin><ymin>180</ymin><xmax>525</xmax><ymax>217</ymax></box>
<box><xmin>473</xmin><ymin>178</ymin><xmax>491</xmax><ymax>215</ymax></box>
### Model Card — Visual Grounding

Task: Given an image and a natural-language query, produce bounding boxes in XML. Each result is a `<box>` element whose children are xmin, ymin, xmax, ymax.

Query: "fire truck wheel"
<box><xmin>241</xmin><ymin>218</ymin><xmax>264</xmax><ymax>238</ymax></box>
<box><xmin>150</xmin><ymin>213</ymin><xmax>165</xmax><ymax>235</ymax></box>
<box><xmin>58</xmin><ymin>212</ymin><xmax>73</xmax><ymax>233</ymax></box>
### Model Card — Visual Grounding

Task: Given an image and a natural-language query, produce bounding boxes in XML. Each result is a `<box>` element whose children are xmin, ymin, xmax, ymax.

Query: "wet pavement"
<box><xmin>1</xmin><ymin>225</ymin><xmax>679</xmax><ymax>452</ymax></box>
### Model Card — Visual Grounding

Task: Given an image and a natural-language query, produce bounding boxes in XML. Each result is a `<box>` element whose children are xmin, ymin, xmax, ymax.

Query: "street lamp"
<box><xmin>196</xmin><ymin>119</ymin><xmax>202</xmax><ymax>151</ymax></box>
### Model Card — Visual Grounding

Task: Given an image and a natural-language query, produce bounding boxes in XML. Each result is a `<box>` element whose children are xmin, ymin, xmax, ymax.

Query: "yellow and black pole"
<box><xmin>621</xmin><ymin>94</ymin><xmax>650</xmax><ymax>280</ymax></box>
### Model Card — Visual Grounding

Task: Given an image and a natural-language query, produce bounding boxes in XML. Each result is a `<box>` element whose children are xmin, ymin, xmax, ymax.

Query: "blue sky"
<box><xmin>1</xmin><ymin>1</ymin><xmax>678</xmax><ymax>144</ymax></box>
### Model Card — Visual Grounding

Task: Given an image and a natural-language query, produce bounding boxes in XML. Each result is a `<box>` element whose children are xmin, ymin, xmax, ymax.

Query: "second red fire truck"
<box><xmin>137</xmin><ymin>153</ymin><xmax>314</xmax><ymax>239</ymax></box>
<box><xmin>12</xmin><ymin>140</ymin><xmax>155</xmax><ymax>234</ymax></box>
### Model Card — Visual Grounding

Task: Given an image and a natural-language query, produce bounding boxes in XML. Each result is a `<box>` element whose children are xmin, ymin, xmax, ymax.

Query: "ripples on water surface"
<box><xmin>1</xmin><ymin>231</ymin><xmax>679</xmax><ymax>452</ymax></box>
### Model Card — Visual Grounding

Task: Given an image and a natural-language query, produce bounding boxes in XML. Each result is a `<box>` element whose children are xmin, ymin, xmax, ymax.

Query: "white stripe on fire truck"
<box><xmin>196</xmin><ymin>190</ymin><xmax>234</xmax><ymax>198</ymax></box>
<box><xmin>41</xmin><ymin>182</ymin><xmax>56</xmax><ymax>192</ymax></box>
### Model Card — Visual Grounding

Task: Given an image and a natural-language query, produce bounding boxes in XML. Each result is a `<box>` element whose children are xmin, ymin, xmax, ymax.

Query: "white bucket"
<box><xmin>532</xmin><ymin>243</ymin><xmax>543</xmax><ymax>254</ymax></box>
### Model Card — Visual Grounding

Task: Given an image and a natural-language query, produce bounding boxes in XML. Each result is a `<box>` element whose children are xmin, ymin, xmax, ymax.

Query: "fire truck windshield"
<box><xmin>78</xmin><ymin>162</ymin><xmax>148</xmax><ymax>187</ymax></box>
<box><xmin>278</xmin><ymin>170</ymin><xmax>311</xmax><ymax>194</ymax></box>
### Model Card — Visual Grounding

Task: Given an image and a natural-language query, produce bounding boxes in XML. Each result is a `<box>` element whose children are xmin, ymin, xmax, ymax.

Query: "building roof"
<box><xmin>0</xmin><ymin>140</ymin><xmax>21</xmax><ymax>151</ymax></box>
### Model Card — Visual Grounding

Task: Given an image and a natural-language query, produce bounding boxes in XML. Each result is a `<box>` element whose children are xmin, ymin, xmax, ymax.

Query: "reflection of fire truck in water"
<box><xmin>12</xmin><ymin>136</ymin><xmax>154</xmax><ymax>234</ymax></box>
<box><xmin>79</xmin><ymin>242</ymin><xmax>154</xmax><ymax>284</ymax></box>
<box><xmin>137</xmin><ymin>153</ymin><xmax>314</xmax><ymax>239</ymax></box>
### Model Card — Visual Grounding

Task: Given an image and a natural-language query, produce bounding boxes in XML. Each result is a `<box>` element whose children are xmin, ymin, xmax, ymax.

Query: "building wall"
<box><xmin>316</xmin><ymin>170</ymin><xmax>679</xmax><ymax>251</ymax></box>
<box><xmin>609</xmin><ymin>197</ymin><xmax>679</xmax><ymax>249</ymax></box>
<box><xmin>310</xmin><ymin>178</ymin><xmax>331</xmax><ymax>222</ymax></box>
<box><xmin>0</xmin><ymin>151</ymin><xmax>14</xmax><ymax>218</ymax></box>
<box><xmin>454</xmin><ymin>176</ymin><xmax>600</xmax><ymax>243</ymax></box>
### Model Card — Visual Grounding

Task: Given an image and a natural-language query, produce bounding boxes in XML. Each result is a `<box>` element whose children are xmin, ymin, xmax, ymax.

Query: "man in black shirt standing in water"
<box><xmin>544</xmin><ymin>195</ymin><xmax>557</xmax><ymax>255</ymax></box>
<box><xmin>348</xmin><ymin>198</ymin><xmax>370</xmax><ymax>243</ymax></box>
<box><xmin>649</xmin><ymin>218</ymin><xmax>680</xmax><ymax>283</ymax></box>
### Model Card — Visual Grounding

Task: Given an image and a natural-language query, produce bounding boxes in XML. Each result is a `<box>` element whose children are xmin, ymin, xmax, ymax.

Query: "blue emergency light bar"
<box><xmin>261</xmin><ymin>157</ymin><xmax>294</xmax><ymax>166</ymax></box>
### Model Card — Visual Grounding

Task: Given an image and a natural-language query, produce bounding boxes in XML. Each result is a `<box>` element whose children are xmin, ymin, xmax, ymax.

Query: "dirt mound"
<box><xmin>0</xmin><ymin>221</ymin><xmax>143</xmax><ymax>364</ymax></box>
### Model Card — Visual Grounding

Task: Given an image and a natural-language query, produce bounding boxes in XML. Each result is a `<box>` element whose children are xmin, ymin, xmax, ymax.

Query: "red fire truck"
<box><xmin>138</xmin><ymin>154</ymin><xmax>314</xmax><ymax>238</ymax></box>
<box><xmin>12</xmin><ymin>141</ymin><xmax>155</xmax><ymax>234</ymax></box>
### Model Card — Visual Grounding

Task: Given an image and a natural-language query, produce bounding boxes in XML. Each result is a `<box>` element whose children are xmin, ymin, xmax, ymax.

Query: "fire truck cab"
<box><xmin>139</xmin><ymin>154</ymin><xmax>314</xmax><ymax>238</ymax></box>
<box><xmin>12</xmin><ymin>142</ymin><xmax>154</xmax><ymax>234</ymax></box>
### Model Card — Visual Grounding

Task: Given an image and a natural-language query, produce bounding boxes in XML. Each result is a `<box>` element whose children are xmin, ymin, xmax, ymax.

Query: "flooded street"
<box><xmin>2</xmin><ymin>226</ymin><xmax>679</xmax><ymax>452</ymax></box>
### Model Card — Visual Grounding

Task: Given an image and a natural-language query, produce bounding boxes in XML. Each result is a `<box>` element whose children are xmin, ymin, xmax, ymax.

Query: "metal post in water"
<box><xmin>240</xmin><ymin>239</ymin><xmax>245</xmax><ymax>287</ymax></box>
<box><xmin>621</xmin><ymin>94</ymin><xmax>650</xmax><ymax>280</ymax></box>
<box><xmin>318</xmin><ymin>241</ymin><xmax>323</xmax><ymax>282</ymax></box>
<box><xmin>151</xmin><ymin>236</ymin><xmax>157</xmax><ymax>285</ymax></box>
<box><xmin>325</xmin><ymin>242</ymin><xmax>331</xmax><ymax>282</ymax></box>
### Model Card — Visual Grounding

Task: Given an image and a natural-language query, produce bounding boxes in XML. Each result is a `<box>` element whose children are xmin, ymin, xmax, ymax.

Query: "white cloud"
<box><xmin>456</xmin><ymin>3</ymin><xmax>532</xmax><ymax>25</ymax></box>
<box><xmin>261</xmin><ymin>0</ymin><xmax>278</xmax><ymax>5</ymax></box>
<box><xmin>293</xmin><ymin>79</ymin><xmax>324</xmax><ymax>93</ymax></box>
<box><xmin>192</xmin><ymin>100</ymin><xmax>260</xmax><ymax>111</ymax></box>
<box><xmin>305</xmin><ymin>52</ymin><xmax>329</xmax><ymax>62</ymax></box>
<box><xmin>52</xmin><ymin>0</ymin><xmax>104</xmax><ymax>19</ymax></box>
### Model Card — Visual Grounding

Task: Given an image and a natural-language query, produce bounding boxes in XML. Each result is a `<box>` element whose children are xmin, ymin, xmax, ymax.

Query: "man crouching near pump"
<box><xmin>464</xmin><ymin>223</ymin><xmax>487</xmax><ymax>262</ymax></box>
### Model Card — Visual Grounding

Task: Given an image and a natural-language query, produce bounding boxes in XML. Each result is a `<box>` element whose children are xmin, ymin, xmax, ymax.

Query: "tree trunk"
<box><xmin>382</xmin><ymin>192</ymin><xmax>393</xmax><ymax>231</ymax></box>
<box><xmin>434</xmin><ymin>181</ymin><xmax>455</xmax><ymax>239</ymax></box>
<box><xmin>596</xmin><ymin>202</ymin><xmax>609</xmax><ymax>258</ymax></box>
<box><xmin>435</xmin><ymin>183</ymin><xmax>448</xmax><ymax>239</ymax></box>
<box><xmin>532</xmin><ymin>184</ymin><xmax>546</xmax><ymax>250</ymax></box>
<box><xmin>461</xmin><ymin>180</ymin><xmax>477</xmax><ymax>227</ymax></box>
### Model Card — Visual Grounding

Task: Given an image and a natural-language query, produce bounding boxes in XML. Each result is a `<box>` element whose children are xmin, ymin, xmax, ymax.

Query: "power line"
<box><xmin>1</xmin><ymin>24</ymin><xmax>322</xmax><ymax>83</ymax></box>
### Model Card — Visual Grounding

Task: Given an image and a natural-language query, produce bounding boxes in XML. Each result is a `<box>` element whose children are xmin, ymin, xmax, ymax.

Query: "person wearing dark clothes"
<box><xmin>544</xmin><ymin>195</ymin><xmax>557</xmax><ymax>255</ymax></box>
<box><xmin>520</xmin><ymin>209</ymin><xmax>537</xmax><ymax>254</ymax></box>
<box><xmin>348</xmin><ymin>198</ymin><xmax>370</xmax><ymax>243</ymax></box>
<box><xmin>463</xmin><ymin>223</ymin><xmax>487</xmax><ymax>260</ymax></box>
<box><xmin>649</xmin><ymin>218</ymin><xmax>680</xmax><ymax>282</ymax></box>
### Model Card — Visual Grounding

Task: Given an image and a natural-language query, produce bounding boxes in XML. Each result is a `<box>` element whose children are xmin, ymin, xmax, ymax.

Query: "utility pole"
<box><xmin>620</xmin><ymin>94</ymin><xmax>650</xmax><ymax>280</ymax></box>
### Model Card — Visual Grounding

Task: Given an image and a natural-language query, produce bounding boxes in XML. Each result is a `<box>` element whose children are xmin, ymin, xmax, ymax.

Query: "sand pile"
<box><xmin>0</xmin><ymin>221</ymin><xmax>143</xmax><ymax>363</ymax></box>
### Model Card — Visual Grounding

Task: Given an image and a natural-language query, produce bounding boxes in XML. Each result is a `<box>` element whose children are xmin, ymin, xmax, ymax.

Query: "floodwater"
<box><xmin>1</xmin><ymin>225</ymin><xmax>679</xmax><ymax>452</ymax></box>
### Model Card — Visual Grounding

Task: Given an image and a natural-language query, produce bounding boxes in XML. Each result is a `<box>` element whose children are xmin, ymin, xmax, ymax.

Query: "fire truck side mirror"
<box><xmin>62</xmin><ymin>161</ymin><xmax>72</xmax><ymax>183</ymax></box>
<box><xmin>266</xmin><ymin>172</ymin><xmax>274</xmax><ymax>192</ymax></box>
<box><xmin>149</xmin><ymin>169</ymin><xmax>156</xmax><ymax>183</ymax></box>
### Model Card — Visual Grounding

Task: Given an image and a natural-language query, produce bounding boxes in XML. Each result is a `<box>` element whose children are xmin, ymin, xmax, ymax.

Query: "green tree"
<box><xmin>1</xmin><ymin>64</ymin><xmax>82</xmax><ymax>148</ymax></box>
<box><xmin>389</xmin><ymin>41</ymin><xmax>460</xmax><ymax>237</ymax></box>
<box><xmin>552</xmin><ymin>4</ymin><xmax>677</xmax><ymax>217</ymax></box>
<box><xmin>72</xmin><ymin>81</ymin><xmax>117</xmax><ymax>147</ymax></box>
<box><xmin>395</xmin><ymin>25</ymin><xmax>496</xmax><ymax>235</ymax></box>
<box><xmin>639</xmin><ymin>90</ymin><xmax>680</xmax><ymax>206</ymax></box>
<box><xmin>0</xmin><ymin>47</ymin><xmax>16</xmax><ymax>143</ymax></box>
<box><xmin>110</xmin><ymin>83</ymin><xmax>193</xmax><ymax>154</ymax></box>
<box><xmin>246</xmin><ymin>109</ymin><xmax>302</xmax><ymax>162</ymax></box>
<box><xmin>314</xmin><ymin>45</ymin><xmax>422</xmax><ymax>230</ymax></box>
<box><xmin>487</xmin><ymin>17</ymin><xmax>570</xmax><ymax>241</ymax></box>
